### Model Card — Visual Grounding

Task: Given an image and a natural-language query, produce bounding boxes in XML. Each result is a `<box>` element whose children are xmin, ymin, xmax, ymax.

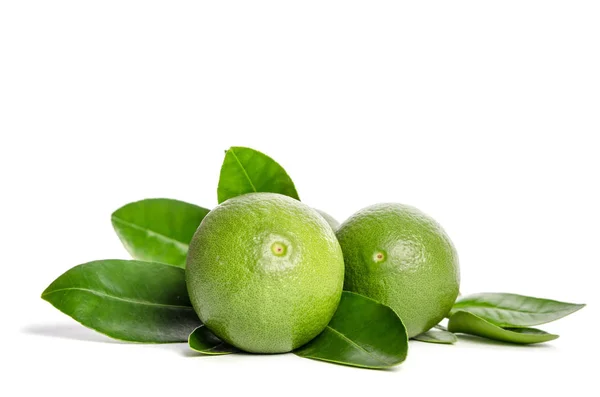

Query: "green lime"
<box><xmin>186</xmin><ymin>193</ymin><xmax>344</xmax><ymax>353</ymax></box>
<box><xmin>336</xmin><ymin>203</ymin><xmax>459</xmax><ymax>338</ymax></box>
<box><xmin>315</xmin><ymin>209</ymin><xmax>340</xmax><ymax>230</ymax></box>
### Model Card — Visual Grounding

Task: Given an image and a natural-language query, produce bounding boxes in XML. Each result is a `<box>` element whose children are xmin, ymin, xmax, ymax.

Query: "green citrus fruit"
<box><xmin>315</xmin><ymin>209</ymin><xmax>340</xmax><ymax>230</ymax></box>
<box><xmin>186</xmin><ymin>192</ymin><xmax>344</xmax><ymax>353</ymax></box>
<box><xmin>336</xmin><ymin>203</ymin><xmax>459</xmax><ymax>338</ymax></box>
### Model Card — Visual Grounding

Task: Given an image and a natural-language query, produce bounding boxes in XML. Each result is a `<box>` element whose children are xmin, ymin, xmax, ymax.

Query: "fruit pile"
<box><xmin>42</xmin><ymin>147</ymin><xmax>585</xmax><ymax>369</ymax></box>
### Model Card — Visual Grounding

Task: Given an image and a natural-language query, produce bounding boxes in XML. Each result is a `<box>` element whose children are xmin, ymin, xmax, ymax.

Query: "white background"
<box><xmin>1</xmin><ymin>1</ymin><xmax>599</xmax><ymax>396</ymax></box>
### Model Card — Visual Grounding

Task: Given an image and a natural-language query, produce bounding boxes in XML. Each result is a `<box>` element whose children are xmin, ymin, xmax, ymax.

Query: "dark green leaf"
<box><xmin>413</xmin><ymin>329</ymin><xmax>457</xmax><ymax>344</ymax></box>
<box><xmin>450</xmin><ymin>292</ymin><xmax>585</xmax><ymax>327</ymax></box>
<box><xmin>41</xmin><ymin>260</ymin><xmax>201</xmax><ymax>343</ymax></box>
<box><xmin>448</xmin><ymin>311</ymin><xmax>558</xmax><ymax>345</ymax></box>
<box><xmin>217</xmin><ymin>146</ymin><xmax>300</xmax><ymax>203</ymax></box>
<box><xmin>294</xmin><ymin>291</ymin><xmax>408</xmax><ymax>369</ymax></box>
<box><xmin>188</xmin><ymin>325</ymin><xmax>238</xmax><ymax>355</ymax></box>
<box><xmin>111</xmin><ymin>198</ymin><xmax>210</xmax><ymax>267</ymax></box>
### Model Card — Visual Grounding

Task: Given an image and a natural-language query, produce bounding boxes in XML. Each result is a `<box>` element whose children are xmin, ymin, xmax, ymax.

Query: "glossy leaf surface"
<box><xmin>188</xmin><ymin>325</ymin><xmax>238</xmax><ymax>355</ymax></box>
<box><xmin>448</xmin><ymin>311</ymin><xmax>558</xmax><ymax>345</ymax></box>
<box><xmin>41</xmin><ymin>260</ymin><xmax>201</xmax><ymax>343</ymax></box>
<box><xmin>112</xmin><ymin>198</ymin><xmax>210</xmax><ymax>267</ymax></box>
<box><xmin>450</xmin><ymin>292</ymin><xmax>585</xmax><ymax>327</ymax></box>
<box><xmin>294</xmin><ymin>291</ymin><xmax>408</xmax><ymax>369</ymax></box>
<box><xmin>217</xmin><ymin>146</ymin><xmax>300</xmax><ymax>203</ymax></box>
<box><xmin>413</xmin><ymin>329</ymin><xmax>457</xmax><ymax>344</ymax></box>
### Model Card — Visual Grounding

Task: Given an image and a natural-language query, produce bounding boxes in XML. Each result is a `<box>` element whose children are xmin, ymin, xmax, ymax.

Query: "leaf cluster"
<box><xmin>41</xmin><ymin>147</ymin><xmax>585</xmax><ymax>369</ymax></box>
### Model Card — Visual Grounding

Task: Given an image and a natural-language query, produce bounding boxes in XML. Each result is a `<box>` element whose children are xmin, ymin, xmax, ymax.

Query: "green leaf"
<box><xmin>294</xmin><ymin>291</ymin><xmax>408</xmax><ymax>369</ymax></box>
<box><xmin>450</xmin><ymin>292</ymin><xmax>585</xmax><ymax>327</ymax></box>
<box><xmin>217</xmin><ymin>146</ymin><xmax>300</xmax><ymax>203</ymax></box>
<box><xmin>188</xmin><ymin>325</ymin><xmax>238</xmax><ymax>355</ymax></box>
<box><xmin>111</xmin><ymin>198</ymin><xmax>210</xmax><ymax>267</ymax></box>
<box><xmin>41</xmin><ymin>260</ymin><xmax>201</xmax><ymax>343</ymax></box>
<box><xmin>413</xmin><ymin>329</ymin><xmax>457</xmax><ymax>344</ymax></box>
<box><xmin>448</xmin><ymin>311</ymin><xmax>559</xmax><ymax>345</ymax></box>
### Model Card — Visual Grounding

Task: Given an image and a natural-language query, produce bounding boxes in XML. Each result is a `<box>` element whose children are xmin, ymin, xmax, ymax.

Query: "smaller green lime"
<box><xmin>315</xmin><ymin>209</ymin><xmax>340</xmax><ymax>230</ymax></box>
<box><xmin>336</xmin><ymin>203</ymin><xmax>460</xmax><ymax>338</ymax></box>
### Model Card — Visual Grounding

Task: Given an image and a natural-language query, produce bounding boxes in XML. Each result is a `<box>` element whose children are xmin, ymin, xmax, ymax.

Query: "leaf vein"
<box><xmin>111</xmin><ymin>217</ymin><xmax>189</xmax><ymax>248</ymax></box>
<box><xmin>42</xmin><ymin>287</ymin><xmax>194</xmax><ymax>310</ymax></box>
<box><xmin>325</xmin><ymin>326</ymin><xmax>393</xmax><ymax>366</ymax></box>
<box><xmin>229</xmin><ymin>148</ymin><xmax>257</xmax><ymax>192</ymax></box>
<box><xmin>455</xmin><ymin>302</ymin><xmax>578</xmax><ymax>315</ymax></box>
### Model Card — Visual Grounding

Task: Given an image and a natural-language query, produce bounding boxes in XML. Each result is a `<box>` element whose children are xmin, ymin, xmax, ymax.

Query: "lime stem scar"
<box><xmin>374</xmin><ymin>252</ymin><xmax>385</xmax><ymax>262</ymax></box>
<box><xmin>271</xmin><ymin>242</ymin><xmax>287</xmax><ymax>256</ymax></box>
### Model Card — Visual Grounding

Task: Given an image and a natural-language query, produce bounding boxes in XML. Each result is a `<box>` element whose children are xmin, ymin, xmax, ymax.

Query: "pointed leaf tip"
<box><xmin>188</xmin><ymin>326</ymin><xmax>238</xmax><ymax>355</ymax></box>
<box><xmin>413</xmin><ymin>329</ymin><xmax>458</xmax><ymax>344</ymax></box>
<box><xmin>111</xmin><ymin>198</ymin><xmax>209</xmax><ymax>267</ymax></box>
<box><xmin>294</xmin><ymin>291</ymin><xmax>408</xmax><ymax>369</ymax></box>
<box><xmin>42</xmin><ymin>260</ymin><xmax>201</xmax><ymax>343</ymax></box>
<box><xmin>448</xmin><ymin>311</ymin><xmax>559</xmax><ymax>345</ymax></box>
<box><xmin>450</xmin><ymin>292</ymin><xmax>585</xmax><ymax>327</ymax></box>
<box><xmin>217</xmin><ymin>147</ymin><xmax>300</xmax><ymax>203</ymax></box>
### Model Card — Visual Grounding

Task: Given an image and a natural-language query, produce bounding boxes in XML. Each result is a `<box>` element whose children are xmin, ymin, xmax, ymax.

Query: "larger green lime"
<box><xmin>336</xmin><ymin>203</ymin><xmax>460</xmax><ymax>338</ymax></box>
<box><xmin>186</xmin><ymin>193</ymin><xmax>344</xmax><ymax>353</ymax></box>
